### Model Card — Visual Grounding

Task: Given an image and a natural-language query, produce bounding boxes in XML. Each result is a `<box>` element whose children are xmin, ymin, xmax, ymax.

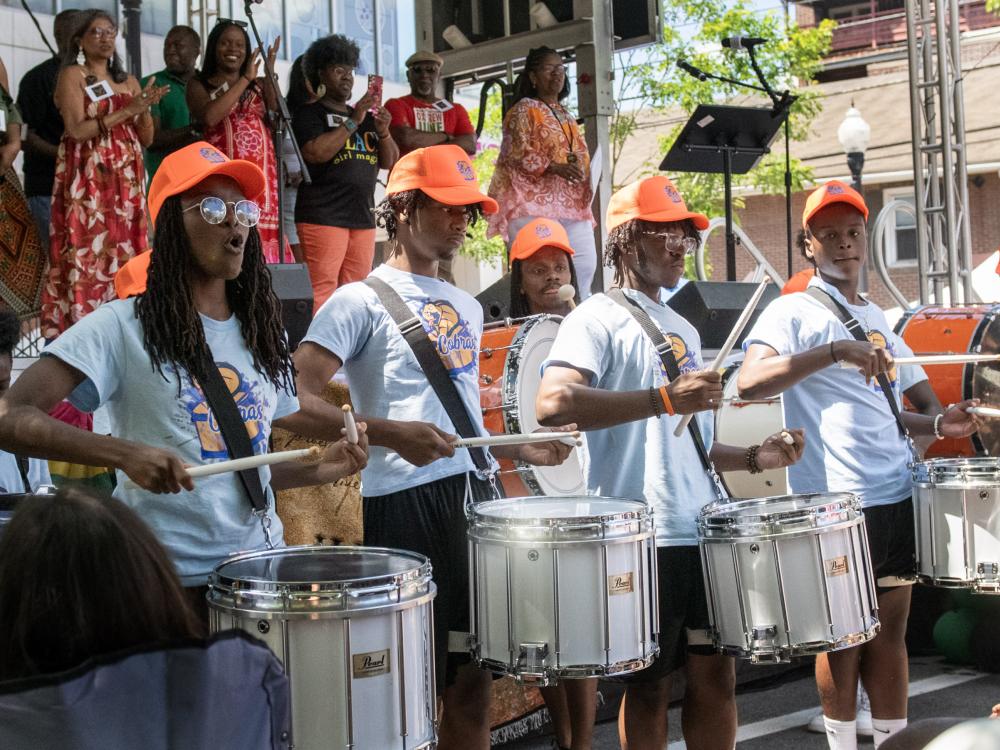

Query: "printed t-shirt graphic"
<box><xmin>415</xmin><ymin>298</ymin><xmax>477</xmax><ymax>376</ymax></box>
<box><xmin>654</xmin><ymin>332</ymin><xmax>698</xmax><ymax>382</ymax></box>
<box><xmin>179</xmin><ymin>362</ymin><xmax>271</xmax><ymax>459</ymax></box>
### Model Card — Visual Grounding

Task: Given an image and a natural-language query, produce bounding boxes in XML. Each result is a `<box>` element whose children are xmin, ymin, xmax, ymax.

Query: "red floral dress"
<box><xmin>203</xmin><ymin>84</ymin><xmax>283</xmax><ymax>263</ymax></box>
<box><xmin>42</xmin><ymin>91</ymin><xmax>149</xmax><ymax>338</ymax></box>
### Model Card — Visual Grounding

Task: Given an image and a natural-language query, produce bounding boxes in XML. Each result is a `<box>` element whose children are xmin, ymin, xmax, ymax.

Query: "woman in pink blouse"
<box><xmin>487</xmin><ymin>46</ymin><xmax>597</xmax><ymax>296</ymax></box>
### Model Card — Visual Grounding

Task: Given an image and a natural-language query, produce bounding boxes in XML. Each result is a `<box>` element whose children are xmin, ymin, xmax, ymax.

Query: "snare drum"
<box><xmin>208</xmin><ymin>546</ymin><xmax>437</xmax><ymax>750</ymax></box>
<box><xmin>699</xmin><ymin>493</ymin><xmax>879</xmax><ymax>663</ymax></box>
<box><xmin>715</xmin><ymin>362</ymin><xmax>788</xmax><ymax>497</ymax></box>
<box><xmin>913</xmin><ymin>457</ymin><xmax>1000</xmax><ymax>591</ymax></box>
<box><xmin>469</xmin><ymin>496</ymin><xmax>658</xmax><ymax>683</ymax></box>
<box><xmin>895</xmin><ymin>304</ymin><xmax>1000</xmax><ymax>456</ymax></box>
<box><xmin>480</xmin><ymin>315</ymin><xmax>585</xmax><ymax>497</ymax></box>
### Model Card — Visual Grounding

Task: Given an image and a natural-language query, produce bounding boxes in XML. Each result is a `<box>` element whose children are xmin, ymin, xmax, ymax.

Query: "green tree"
<box><xmin>462</xmin><ymin>87</ymin><xmax>508</xmax><ymax>264</ymax></box>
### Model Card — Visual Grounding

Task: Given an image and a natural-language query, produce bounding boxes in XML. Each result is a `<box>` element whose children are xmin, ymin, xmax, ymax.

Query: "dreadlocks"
<box><xmin>604</xmin><ymin>218</ymin><xmax>702</xmax><ymax>288</ymax></box>
<box><xmin>374</xmin><ymin>189</ymin><xmax>484</xmax><ymax>254</ymax></box>
<box><xmin>134</xmin><ymin>197</ymin><xmax>295</xmax><ymax>394</ymax></box>
<box><xmin>509</xmin><ymin>257</ymin><xmax>581</xmax><ymax>318</ymax></box>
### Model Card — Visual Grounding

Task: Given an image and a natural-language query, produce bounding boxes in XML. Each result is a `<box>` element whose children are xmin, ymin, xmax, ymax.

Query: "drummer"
<box><xmin>289</xmin><ymin>144</ymin><xmax>574</xmax><ymax>750</ymax></box>
<box><xmin>0</xmin><ymin>143</ymin><xmax>369</xmax><ymax>616</ymax></box>
<box><xmin>535</xmin><ymin>175</ymin><xmax>806</xmax><ymax>750</ymax></box>
<box><xmin>738</xmin><ymin>180</ymin><xmax>980</xmax><ymax>750</ymax></box>
<box><xmin>508</xmin><ymin>217</ymin><xmax>580</xmax><ymax>318</ymax></box>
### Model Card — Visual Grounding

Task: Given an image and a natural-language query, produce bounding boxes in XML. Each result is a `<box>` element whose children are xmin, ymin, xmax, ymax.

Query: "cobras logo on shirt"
<box><xmin>866</xmin><ymin>329</ymin><xmax>898</xmax><ymax>389</ymax></box>
<box><xmin>654</xmin><ymin>332</ymin><xmax>699</xmax><ymax>382</ymax></box>
<box><xmin>181</xmin><ymin>363</ymin><xmax>268</xmax><ymax>460</ymax></box>
<box><xmin>417</xmin><ymin>298</ymin><xmax>477</xmax><ymax>376</ymax></box>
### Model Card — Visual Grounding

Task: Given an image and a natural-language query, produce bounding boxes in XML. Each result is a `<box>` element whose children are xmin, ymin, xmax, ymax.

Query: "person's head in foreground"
<box><xmin>116</xmin><ymin>141</ymin><xmax>294</xmax><ymax>394</ymax></box>
<box><xmin>0</xmin><ymin>487</ymin><xmax>202</xmax><ymax>680</ymax></box>
<box><xmin>509</xmin><ymin>218</ymin><xmax>579</xmax><ymax>317</ymax></box>
<box><xmin>801</xmin><ymin>179</ymin><xmax>870</xmax><ymax>289</ymax></box>
<box><xmin>604</xmin><ymin>175</ymin><xmax>708</xmax><ymax>293</ymax></box>
<box><xmin>374</xmin><ymin>144</ymin><xmax>498</xmax><ymax>269</ymax></box>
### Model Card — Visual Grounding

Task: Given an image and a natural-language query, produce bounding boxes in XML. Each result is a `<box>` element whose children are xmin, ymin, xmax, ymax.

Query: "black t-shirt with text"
<box><xmin>292</xmin><ymin>101</ymin><xmax>381</xmax><ymax>229</ymax></box>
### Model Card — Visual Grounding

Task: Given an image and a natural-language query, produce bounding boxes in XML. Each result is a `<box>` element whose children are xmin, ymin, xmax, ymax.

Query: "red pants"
<box><xmin>296</xmin><ymin>223</ymin><xmax>376</xmax><ymax>310</ymax></box>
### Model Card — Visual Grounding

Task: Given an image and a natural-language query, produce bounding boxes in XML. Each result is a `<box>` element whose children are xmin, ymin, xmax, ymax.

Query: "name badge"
<box><xmin>326</xmin><ymin>113</ymin><xmax>347</xmax><ymax>129</ymax></box>
<box><xmin>0</xmin><ymin>109</ymin><xmax>6</xmax><ymax>133</ymax></box>
<box><xmin>209</xmin><ymin>81</ymin><xmax>230</xmax><ymax>101</ymax></box>
<box><xmin>85</xmin><ymin>81</ymin><xmax>114</xmax><ymax>103</ymax></box>
<box><xmin>432</xmin><ymin>99</ymin><xmax>454</xmax><ymax>112</ymax></box>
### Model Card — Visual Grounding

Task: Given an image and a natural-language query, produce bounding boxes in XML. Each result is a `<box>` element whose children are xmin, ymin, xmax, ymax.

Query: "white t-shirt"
<box><xmin>0</xmin><ymin>453</ymin><xmax>51</xmax><ymax>493</ymax></box>
<box><xmin>743</xmin><ymin>276</ymin><xmax>911</xmax><ymax>508</ymax></box>
<box><xmin>303</xmin><ymin>263</ymin><xmax>495</xmax><ymax>497</ymax></box>
<box><xmin>543</xmin><ymin>289</ymin><xmax>720</xmax><ymax>547</ymax></box>
<box><xmin>44</xmin><ymin>299</ymin><xmax>299</xmax><ymax>585</ymax></box>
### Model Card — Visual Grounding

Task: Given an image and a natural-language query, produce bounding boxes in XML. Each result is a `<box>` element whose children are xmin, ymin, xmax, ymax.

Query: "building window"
<box><xmin>289</xmin><ymin>0</ymin><xmax>331</xmax><ymax>61</ymax></box>
<box><xmin>1</xmin><ymin>0</ymin><xmax>55</xmax><ymax>13</ymax></box>
<box><xmin>335</xmin><ymin>0</ymin><xmax>378</xmax><ymax>74</ymax></box>
<box><xmin>882</xmin><ymin>187</ymin><xmax>918</xmax><ymax>267</ymax></box>
<box><xmin>141</xmin><ymin>0</ymin><xmax>176</xmax><ymax>37</ymax></box>
<box><xmin>232</xmin><ymin>1</ymin><xmax>284</xmax><ymax>60</ymax></box>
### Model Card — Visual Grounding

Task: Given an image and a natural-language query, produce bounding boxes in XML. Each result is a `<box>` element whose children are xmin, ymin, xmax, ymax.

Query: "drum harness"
<box><xmin>198</xmin><ymin>351</ymin><xmax>276</xmax><ymax>549</ymax></box>
<box><xmin>606</xmin><ymin>288</ymin><xmax>728</xmax><ymax>502</ymax></box>
<box><xmin>805</xmin><ymin>287</ymin><xmax>918</xmax><ymax>464</ymax></box>
<box><xmin>365</xmin><ymin>277</ymin><xmax>503</xmax><ymax>508</ymax></box>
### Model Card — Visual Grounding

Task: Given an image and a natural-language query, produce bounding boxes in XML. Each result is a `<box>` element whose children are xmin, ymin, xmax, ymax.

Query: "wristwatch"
<box><xmin>343</xmin><ymin>119</ymin><xmax>358</xmax><ymax>134</ymax></box>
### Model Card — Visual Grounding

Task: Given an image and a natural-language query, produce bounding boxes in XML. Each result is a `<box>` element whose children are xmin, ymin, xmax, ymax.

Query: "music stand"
<box><xmin>660</xmin><ymin>104</ymin><xmax>786</xmax><ymax>281</ymax></box>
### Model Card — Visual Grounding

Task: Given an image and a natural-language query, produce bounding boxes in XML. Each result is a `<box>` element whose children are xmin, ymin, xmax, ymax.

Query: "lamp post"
<box><xmin>837</xmin><ymin>104</ymin><xmax>871</xmax><ymax>291</ymax></box>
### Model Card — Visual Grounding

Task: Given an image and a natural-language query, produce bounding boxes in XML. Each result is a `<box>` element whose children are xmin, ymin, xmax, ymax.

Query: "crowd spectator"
<box><xmin>487</xmin><ymin>46</ymin><xmax>597</xmax><ymax>297</ymax></box>
<box><xmin>142</xmin><ymin>25</ymin><xmax>201</xmax><ymax>181</ymax></box>
<box><xmin>187</xmin><ymin>20</ymin><xmax>284</xmax><ymax>263</ymax></box>
<box><xmin>294</xmin><ymin>34</ymin><xmax>398</xmax><ymax>307</ymax></box>
<box><xmin>15</xmin><ymin>10</ymin><xmax>79</xmax><ymax>244</ymax></box>
<box><xmin>282</xmin><ymin>55</ymin><xmax>317</xmax><ymax>263</ymax></box>
<box><xmin>41</xmin><ymin>9</ymin><xmax>166</xmax><ymax>339</ymax></box>
<box><xmin>508</xmin><ymin>217</ymin><xmax>580</xmax><ymax>317</ymax></box>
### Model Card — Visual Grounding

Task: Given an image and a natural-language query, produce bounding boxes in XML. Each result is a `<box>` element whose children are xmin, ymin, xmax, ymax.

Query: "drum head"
<box><xmin>476</xmin><ymin>495</ymin><xmax>648</xmax><ymax>521</ymax></box>
<box><xmin>507</xmin><ymin>316</ymin><xmax>586</xmax><ymax>496</ymax></box>
<box><xmin>913</xmin><ymin>457</ymin><xmax>1000</xmax><ymax>485</ymax></box>
<box><xmin>970</xmin><ymin>310</ymin><xmax>1000</xmax><ymax>454</ymax></box>
<box><xmin>214</xmin><ymin>546</ymin><xmax>428</xmax><ymax>586</ymax></box>
<box><xmin>700</xmin><ymin>492</ymin><xmax>860</xmax><ymax>535</ymax></box>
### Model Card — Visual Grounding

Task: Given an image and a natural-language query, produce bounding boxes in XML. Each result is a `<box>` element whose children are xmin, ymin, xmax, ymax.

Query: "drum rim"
<box><xmin>698</xmin><ymin>492</ymin><xmax>861</xmax><ymax>534</ymax></box>
<box><xmin>470</xmin><ymin>495</ymin><xmax>652</xmax><ymax>526</ymax></box>
<box><xmin>913</xmin><ymin>456</ymin><xmax>1000</xmax><ymax>484</ymax></box>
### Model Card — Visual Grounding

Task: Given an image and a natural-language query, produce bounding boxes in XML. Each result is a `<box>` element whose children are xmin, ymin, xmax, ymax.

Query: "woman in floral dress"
<box><xmin>42</xmin><ymin>10</ymin><xmax>166</xmax><ymax>338</ymax></box>
<box><xmin>187</xmin><ymin>21</ymin><xmax>284</xmax><ymax>263</ymax></box>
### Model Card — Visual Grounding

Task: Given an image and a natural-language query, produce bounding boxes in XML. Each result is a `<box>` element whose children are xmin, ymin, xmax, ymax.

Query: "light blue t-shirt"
<box><xmin>743</xmin><ymin>277</ymin><xmax>911</xmax><ymax>508</ymax></box>
<box><xmin>0</xmin><ymin>453</ymin><xmax>51</xmax><ymax>493</ymax></box>
<box><xmin>43</xmin><ymin>299</ymin><xmax>299</xmax><ymax>585</ymax></box>
<box><xmin>543</xmin><ymin>289</ymin><xmax>719</xmax><ymax>547</ymax></box>
<box><xmin>303</xmin><ymin>263</ymin><xmax>495</xmax><ymax>497</ymax></box>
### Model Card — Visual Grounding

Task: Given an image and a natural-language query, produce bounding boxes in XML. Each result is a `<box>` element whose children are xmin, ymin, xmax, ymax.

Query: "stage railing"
<box><xmin>695</xmin><ymin>217</ymin><xmax>786</xmax><ymax>287</ymax></box>
<box><xmin>871</xmin><ymin>199</ymin><xmax>916</xmax><ymax>310</ymax></box>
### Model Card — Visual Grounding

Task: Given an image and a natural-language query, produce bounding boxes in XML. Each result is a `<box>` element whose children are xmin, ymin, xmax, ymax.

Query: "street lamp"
<box><xmin>837</xmin><ymin>103</ymin><xmax>872</xmax><ymax>290</ymax></box>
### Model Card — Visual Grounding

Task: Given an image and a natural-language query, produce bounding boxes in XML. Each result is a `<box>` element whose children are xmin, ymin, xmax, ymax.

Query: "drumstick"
<box><xmin>342</xmin><ymin>404</ymin><xmax>359</xmax><ymax>444</ymax></box>
<box><xmin>558</xmin><ymin>284</ymin><xmax>577</xmax><ymax>310</ymax></box>
<box><xmin>674</xmin><ymin>277</ymin><xmax>771</xmax><ymax>437</ymax></box>
<box><xmin>452</xmin><ymin>432</ymin><xmax>582</xmax><ymax>449</ymax></box>
<box><xmin>838</xmin><ymin>353</ymin><xmax>1000</xmax><ymax>369</ymax></box>
<box><xmin>781</xmin><ymin>430</ymin><xmax>795</xmax><ymax>445</ymax></box>
<box><xmin>967</xmin><ymin>406</ymin><xmax>1000</xmax><ymax>418</ymax></box>
<box><xmin>186</xmin><ymin>447</ymin><xmax>322</xmax><ymax>478</ymax></box>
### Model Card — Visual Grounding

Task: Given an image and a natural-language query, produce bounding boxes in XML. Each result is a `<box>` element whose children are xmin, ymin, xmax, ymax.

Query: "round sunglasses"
<box><xmin>182</xmin><ymin>196</ymin><xmax>260</xmax><ymax>227</ymax></box>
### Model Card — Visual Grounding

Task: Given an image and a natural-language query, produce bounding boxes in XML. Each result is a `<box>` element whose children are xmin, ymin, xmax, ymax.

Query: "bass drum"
<box><xmin>715</xmin><ymin>362</ymin><xmax>788</xmax><ymax>498</ymax></box>
<box><xmin>895</xmin><ymin>304</ymin><xmax>1000</xmax><ymax>457</ymax></box>
<box><xmin>480</xmin><ymin>315</ymin><xmax>586</xmax><ymax>497</ymax></box>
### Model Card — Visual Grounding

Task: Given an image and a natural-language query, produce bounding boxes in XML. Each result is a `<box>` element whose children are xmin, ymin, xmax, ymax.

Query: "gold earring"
<box><xmin>314</xmin><ymin>83</ymin><xmax>326</xmax><ymax>98</ymax></box>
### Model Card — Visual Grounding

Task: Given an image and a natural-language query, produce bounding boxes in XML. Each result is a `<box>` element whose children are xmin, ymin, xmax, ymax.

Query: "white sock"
<box><xmin>823</xmin><ymin>717</ymin><xmax>858</xmax><ymax>750</ymax></box>
<box><xmin>871</xmin><ymin>717</ymin><xmax>907</xmax><ymax>748</ymax></box>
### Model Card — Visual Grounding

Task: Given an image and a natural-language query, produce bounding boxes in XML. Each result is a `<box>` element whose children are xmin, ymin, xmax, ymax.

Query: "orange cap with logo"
<box><xmin>802</xmin><ymin>180</ymin><xmax>868</xmax><ymax>229</ymax></box>
<box><xmin>509</xmin><ymin>218</ymin><xmax>575</xmax><ymax>266</ymax></box>
<box><xmin>116</xmin><ymin>142</ymin><xmax>266</xmax><ymax>299</ymax></box>
<box><xmin>385</xmin><ymin>144</ymin><xmax>499</xmax><ymax>214</ymax></box>
<box><xmin>606</xmin><ymin>175</ymin><xmax>709</xmax><ymax>232</ymax></box>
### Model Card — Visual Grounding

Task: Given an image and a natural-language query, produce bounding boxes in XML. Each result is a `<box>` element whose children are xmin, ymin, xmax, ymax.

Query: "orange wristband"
<box><xmin>658</xmin><ymin>385</ymin><xmax>675</xmax><ymax>416</ymax></box>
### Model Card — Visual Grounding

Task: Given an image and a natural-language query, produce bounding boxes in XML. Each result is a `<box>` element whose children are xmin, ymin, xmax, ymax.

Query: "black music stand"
<box><xmin>660</xmin><ymin>104</ymin><xmax>786</xmax><ymax>281</ymax></box>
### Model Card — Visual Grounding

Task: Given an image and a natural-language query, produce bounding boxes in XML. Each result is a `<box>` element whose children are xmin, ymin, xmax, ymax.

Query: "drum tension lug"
<box><xmin>977</xmin><ymin>562</ymin><xmax>999</xmax><ymax>579</ymax></box>
<box><xmin>751</xmin><ymin>625</ymin><xmax>777</xmax><ymax>643</ymax></box>
<box><xmin>517</xmin><ymin>642</ymin><xmax>549</xmax><ymax>676</ymax></box>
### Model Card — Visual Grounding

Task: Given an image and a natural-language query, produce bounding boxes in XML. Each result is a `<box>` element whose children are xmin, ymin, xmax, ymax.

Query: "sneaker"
<box><xmin>805</xmin><ymin>685</ymin><xmax>874</xmax><ymax>737</ymax></box>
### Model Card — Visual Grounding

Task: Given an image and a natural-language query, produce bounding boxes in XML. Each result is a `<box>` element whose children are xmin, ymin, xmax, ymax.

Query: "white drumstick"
<box><xmin>452</xmin><ymin>432</ymin><xmax>581</xmax><ymax>449</ymax></box>
<box><xmin>780</xmin><ymin>430</ymin><xmax>795</xmax><ymax>445</ymax></box>
<box><xmin>839</xmin><ymin>353</ymin><xmax>1000</xmax><ymax>369</ymax></box>
<box><xmin>342</xmin><ymin>404</ymin><xmax>359</xmax><ymax>444</ymax></box>
<box><xmin>967</xmin><ymin>406</ymin><xmax>1000</xmax><ymax>418</ymax></box>
<box><xmin>186</xmin><ymin>447</ymin><xmax>322</xmax><ymax>478</ymax></box>
<box><xmin>558</xmin><ymin>284</ymin><xmax>577</xmax><ymax>310</ymax></box>
<box><xmin>674</xmin><ymin>276</ymin><xmax>771</xmax><ymax>437</ymax></box>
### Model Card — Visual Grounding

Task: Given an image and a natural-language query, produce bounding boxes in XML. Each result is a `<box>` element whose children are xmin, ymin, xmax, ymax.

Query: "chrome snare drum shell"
<box><xmin>912</xmin><ymin>457</ymin><xmax>1000</xmax><ymax>592</ymax></box>
<box><xmin>698</xmin><ymin>493</ymin><xmax>879</xmax><ymax>663</ymax></box>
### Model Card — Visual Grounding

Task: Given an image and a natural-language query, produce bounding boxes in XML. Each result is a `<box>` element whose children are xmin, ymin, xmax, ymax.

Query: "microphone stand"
<box><xmin>243</xmin><ymin>0</ymin><xmax>311</xmax><ymax>264</ymax></box>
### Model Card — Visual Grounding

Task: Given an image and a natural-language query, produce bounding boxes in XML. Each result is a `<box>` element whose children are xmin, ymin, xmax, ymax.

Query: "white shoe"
<box><xmin>805</xmin><ymin>686</ymin><xmax>874</xmax><ymax>737</ymax></box>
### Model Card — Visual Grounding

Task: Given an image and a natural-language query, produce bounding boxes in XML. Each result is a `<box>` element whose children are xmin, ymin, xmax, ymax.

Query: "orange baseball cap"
<box><xmin>802</xmin><ymin>180</ymin><xmax>868</xmax><ymax>229</ymax></box>
<box><xmin>509</xmin><ymin>218</ymin><xmax>575</xmax><ymax>266</ymax></box>
<box><xmin>147</xmin><ymin>141</ymin><xmax>266</xmax><ymax>227</ymax></box>
<box><xmin>606</xmin><ymin>175</ymin><xmax>709</xmax><ymax>232</ymax></box>
<box><xmin>115</xmin><ymin>250</ymin><xmax>151</xmax><ymax>299</ymax></box>
<box><xmin>385</xmin><ymin>144</ymin><xmax>499</xmax><ymax>214</ymax></box>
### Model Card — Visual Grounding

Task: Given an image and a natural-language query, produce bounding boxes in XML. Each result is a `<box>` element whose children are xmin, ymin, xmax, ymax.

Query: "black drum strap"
<box><xmin>805</xmin><ymin>287</ymin><xmax>908</xmax><ymax>439</ymax></box>
<box><xmin>14</xmin><ymin>454</ymin><xmax>32</xmax><ymax>494</ymax></box>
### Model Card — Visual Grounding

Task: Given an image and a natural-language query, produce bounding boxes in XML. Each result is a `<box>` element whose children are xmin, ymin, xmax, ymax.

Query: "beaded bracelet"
<box><xmin>648</xmin><ymin>387</ymin><xmax>662</xmax><ymax>419</ymax></box>
<box><xmin>746</xmin><ymin>444</ymin><xmax>763</xmax><ymax>474</ymax></box>
<box><xmin>933</xmin><ymin>413</ymin><xmax>945</xmax><ymax>440</ymax></box>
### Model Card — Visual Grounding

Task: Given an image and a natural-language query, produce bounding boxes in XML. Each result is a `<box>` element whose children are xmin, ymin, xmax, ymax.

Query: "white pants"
<box><xmin>506</xmin><ymin>216</ymin><xmax>598</xmax><ymax>298</ymax></box>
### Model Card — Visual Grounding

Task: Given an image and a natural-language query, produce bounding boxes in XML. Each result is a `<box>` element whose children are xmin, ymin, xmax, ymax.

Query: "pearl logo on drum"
<box><xmin>352</xmin><ymin>649</ymin><xmax>391</xmax><ymax>678</ymax></box>
<box><xmin>608</xmin><ymin>572</ymin><xmax>635</xmax><ymax>595</ymax></box>
<box><xmin>825</xmin><ymin>555</ymin><xmax>849</xmax><ymax>577</ymax></box>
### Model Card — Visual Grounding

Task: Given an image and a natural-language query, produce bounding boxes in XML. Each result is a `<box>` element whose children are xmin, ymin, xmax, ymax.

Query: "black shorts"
<box><xmin>622</xmin><ymin>545</ymin><xmax>716</xmax><ymax>684</ymax></box>
<box><xmin>864</xmin><ymin>496</ymin><xmax>916</xmax><ymax>593</ymax></box>
<box><xmin>363</xmin><ymin>472</ymin><xmax>498</xmax><ymax>691</ymax></box>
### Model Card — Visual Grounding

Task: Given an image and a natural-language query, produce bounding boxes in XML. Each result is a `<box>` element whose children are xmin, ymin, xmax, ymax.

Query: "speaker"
<box><xmin>268</xmin><ymin>263</ymin><xmax>313</xmax><ymax>351</ymax></box>
<box><xmin>666</xmin><ymin>281</ymin><xmax>780</xmax><ymax>350</ymax></box>
<box><xmin>476</xmin><ymin>273</ymin><xmax>513</xmax><ymax>324</ymax></box>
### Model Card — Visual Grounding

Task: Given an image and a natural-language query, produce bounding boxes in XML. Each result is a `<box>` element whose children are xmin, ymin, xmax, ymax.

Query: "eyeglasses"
<box><xmin>183</xmin><ymin>197</ymin><xmax>260</xmax><ymax>227</ymax></box>
<box><xmin>87</xmin><ymin>26</ymin><xmax>118</xmax><ymax>40</ymax></box>
<box><xmin>215</xmin><ymin>18</ymin><xmax>248</xmax><ymax>28</ymax></box>
<box><xmin>329</xmin><ymin>65</ymin><xmax>355</xmax><ymax>77</ymax></box>
<box><xmin>536</xmin><ymin>63</ymin><xmax>567</xmax><ymax>75</ymax></box>
<box><xmin>409</xmin><ymin>65</ymin><xmax>440</xmax><ymax>76</ymax></box>
<box><xmin>641</xmin><ymin>232</ymin><xmax>698</xmax><ymax>255</ymax></box>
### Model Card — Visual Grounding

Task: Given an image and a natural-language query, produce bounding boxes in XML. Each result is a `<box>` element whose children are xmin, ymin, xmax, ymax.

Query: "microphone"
<box><xmin>676</xmin><ymin>60</ymin><xmax>708</xmax><ymax>81</ymax></box>
<box><xmin>721</xmin><ymin>36</ymin><xmax>768</xmax><ymax>50</ymax></box>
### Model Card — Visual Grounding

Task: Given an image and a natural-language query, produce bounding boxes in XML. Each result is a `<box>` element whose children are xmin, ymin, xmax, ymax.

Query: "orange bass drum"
<box><xmin>479</xmin><ymin>315</ymin><xmax>585</xmax><ymax>498</ymax></box>
<box><xmin>895</xmin><ymin>304</ymin><xmax>1000</xmax><ymax>457</ymax></box>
